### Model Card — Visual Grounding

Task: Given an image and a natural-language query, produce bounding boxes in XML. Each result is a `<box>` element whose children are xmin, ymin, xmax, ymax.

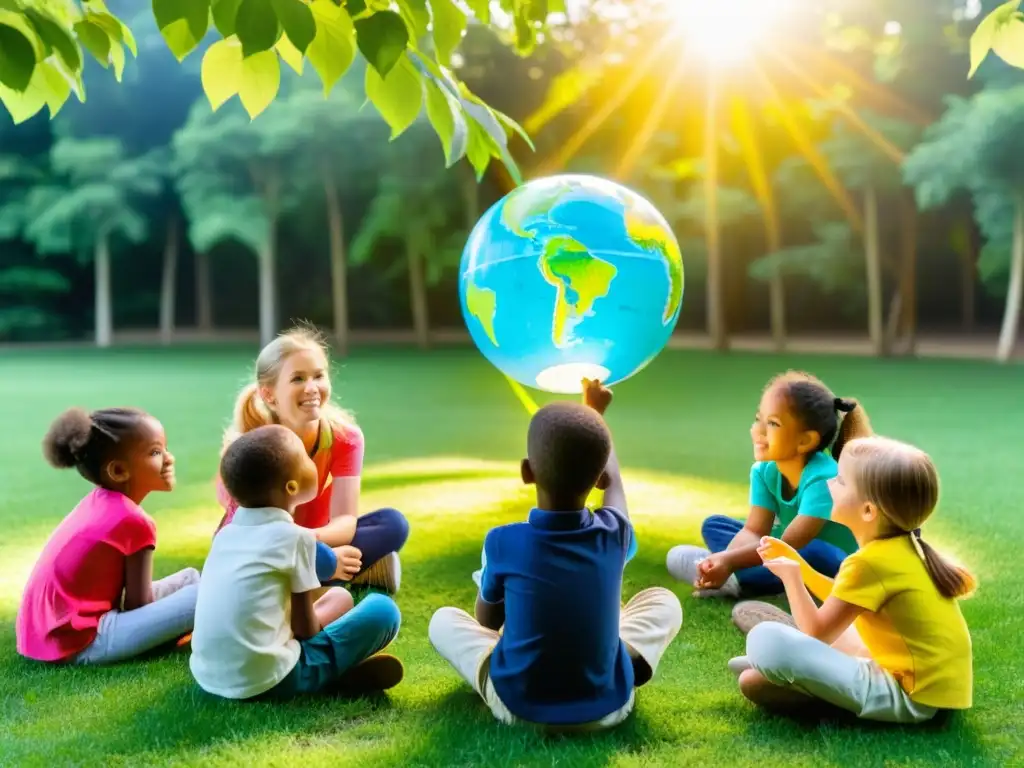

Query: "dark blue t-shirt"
<box><xmin>478</xmin><ymin>506</ymin><xmax>638</xmax><ymax>725</ymax></box>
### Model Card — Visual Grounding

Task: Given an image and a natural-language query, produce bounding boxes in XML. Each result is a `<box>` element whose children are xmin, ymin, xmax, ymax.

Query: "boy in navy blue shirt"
<box><xmin>429</xmin><ymin>379</ymin><xmax>683</xmax><ymax>730</ymax></box>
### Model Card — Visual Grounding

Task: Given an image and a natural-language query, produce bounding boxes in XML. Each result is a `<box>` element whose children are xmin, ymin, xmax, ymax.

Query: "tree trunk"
<box><xmin>961</xmin><ymin>221</ymin><xmax>977</xmax><ymax>332</ymax></box>
<box><xmin>259</xmin><ymin>173</ymin><xmax>280</xmax><ymax>348</ymax></box>
<box><xmin>766</xmin><ymin>210</ymin><xmax>786</xmax><ymax>351</ymax></box>
<box><xmin>899</xmin><ymin>192</ymin><xmax>918</xmax><ymax>353</ymax></box>
<box><xmin>195</xmin><ymin>251</ymin><xmax>213</xmax><ymax>332</ymax></box>
<box><xmin>864</xmin><ymin>185</ymin><xmax>885</xmax><ymax>356</ymax></box>
<box><xmin>996</xmin><ymin>193</ymin><xmax>1024</xmax><ymax>363</ymax></box>
<box><xmin>324</xmin><ymin>172</ymin><xmax>349</xmax><ymax>357</ymax></box>
<box><xmin>407</xmin><ymin>238</ymin><xmax>430</xmax><ymax>349</ymax></box>
<box><xmin>159</xmin><ymin>215</ymin><xmax>179</xmax><ymax>346</ymax></box>
<box><xmin>703</xmin><ymin>78</ymin><xmax>727</xmax><ymax>350</ymax></box>
<box><xmin>94</xmin><ymin>231</ymin><xmax>112</xmax><ymax>348</ymax></box>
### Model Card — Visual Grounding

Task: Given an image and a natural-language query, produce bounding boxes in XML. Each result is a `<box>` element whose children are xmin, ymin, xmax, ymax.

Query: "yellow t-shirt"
<box><xmin>830</xmin><ymin>536</ymin><xmax>973</xmax><ymax>710</ymax></box>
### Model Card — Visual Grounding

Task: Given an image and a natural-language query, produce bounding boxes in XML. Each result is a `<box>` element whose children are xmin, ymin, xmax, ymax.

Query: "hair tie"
<box><xmin>909</xmin><ymin>528</ymin><xmax>926</xmax><ymax>561</ymax></box>
<box><xmin>834</xmin><ymin>397</ymin><xmax>856</xmax><ymax>413</ymax></box>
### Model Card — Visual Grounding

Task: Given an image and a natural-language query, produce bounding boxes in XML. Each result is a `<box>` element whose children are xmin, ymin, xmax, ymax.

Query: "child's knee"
<box><xmin>700</xmin><ymin>514</ymin><xmax>733</xmax><ymax>542</ymax></box>
<box><xmin>320</xmin><ymin>587</ymin><xmax>354</xmax><ymax>616</ymax></box>
<box><xmin>428</xmin><ymin>607</ymin><xmax>463</xmax><ymax>647</ymax></box>
<box><xmin>379</xmin><ymin>507</ymin><xmax>410</xmax><ymax>548</ymax></box>
<box><xmin>360</xmin><ymin>593</ymin><xmax>402</xmax><ymax>635</ymax></box>
<box><xmin>181</xmin><ymin>567</ymin><xmax>201</xmax><ymax>585</ymax></box>
<box><xmin>746</xmin><ymin>622</ymin><xmax>803</xmax><ymax>675</ymax></box>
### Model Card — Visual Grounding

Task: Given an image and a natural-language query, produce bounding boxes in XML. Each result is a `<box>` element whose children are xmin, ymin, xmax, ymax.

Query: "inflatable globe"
<box><xmin>459</xmin><ymin>174</ymin><xmax>684</xmax><ymax>394</ymax></box>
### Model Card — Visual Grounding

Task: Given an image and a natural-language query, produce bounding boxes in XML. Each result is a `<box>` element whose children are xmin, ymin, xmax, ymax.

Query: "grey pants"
<box><xmin>746</xmin><ymin>622</ymin><xmax>939</xmax><ymax>723</ymax></box>
<box><xmin>74</xmin><ymin>568</ymin><xmax>200</xmax><ymax>665</ymax></box>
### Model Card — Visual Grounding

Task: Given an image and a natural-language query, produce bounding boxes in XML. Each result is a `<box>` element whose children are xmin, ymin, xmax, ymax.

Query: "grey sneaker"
<box><xmin>350</xmin><ymin>552</ymin><xmax>402</xmax><ymax>594</ymax></box>
<box><xmin>731</xmin><ymin>600</ymin><xmax>796</xmax><ymax>635</ymax></box>
<box><xmin>727</xmin><ymin>655</ymin><xmax>753</xmax><ymax>678</ymax></box>
<box><xmin>666</xmin><ymin>545</ymin><xmax>741</xmax><ymax>598</ymax></box>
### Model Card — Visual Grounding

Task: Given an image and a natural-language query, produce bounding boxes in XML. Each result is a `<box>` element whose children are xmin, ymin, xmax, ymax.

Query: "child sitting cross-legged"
<box><xmin>734</xmin><ymin>436</ymin><xmax>975</xmax><ymax>723</ymax></box>
<box><xmin>190</xmin><ymin>424</ymin><xmax>402</xmax><ymax>701</ymax></box>
<box><xmin>429</xmin><ymin>379</ymin><xmax>683</xmax><ymax>731</ymax></box>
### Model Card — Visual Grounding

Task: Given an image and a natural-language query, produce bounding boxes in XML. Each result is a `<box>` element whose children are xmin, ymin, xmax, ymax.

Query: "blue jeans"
<box><xmin>702</xmin><ymin>515</ymin><xmax>847</xmax><ymax>596</ymax></box>
<box><xmin>257</xmin><ymin>593</ymin><xmax>401</xmax><ymax>699</ymax></box>
<box><xmin>315</xmin><ymin>507</ymin><xmax>409</xmax><ymax>583</ymax></box>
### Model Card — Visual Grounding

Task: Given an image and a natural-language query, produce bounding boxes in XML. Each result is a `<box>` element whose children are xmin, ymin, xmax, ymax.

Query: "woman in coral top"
<box><xmin>215</xmin><ymin>326</ymin><xmax>409</xmax><ymax>594</ymax></box>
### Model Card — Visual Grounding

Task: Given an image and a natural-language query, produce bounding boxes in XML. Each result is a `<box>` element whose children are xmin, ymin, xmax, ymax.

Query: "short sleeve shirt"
<box><xmin>16</xmin><ymin>488</ymin><xmax>157</xmax><ymax>662</ymax></box>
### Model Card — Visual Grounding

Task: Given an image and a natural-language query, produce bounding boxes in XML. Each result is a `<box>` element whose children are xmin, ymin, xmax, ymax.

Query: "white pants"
<box><xmin>75</xmin><ymin>568</ymin><xmax>200</xmax><ymax>666</ymax></box>
<box><xmin>428</xmin><ymin>587</ymin><xmax>683</xmax><ymax>730</ymax></box>
<box><xmin>746</xmin><ymin>622</ymin><xmax>939</xmax><ymax>723</ymax></box>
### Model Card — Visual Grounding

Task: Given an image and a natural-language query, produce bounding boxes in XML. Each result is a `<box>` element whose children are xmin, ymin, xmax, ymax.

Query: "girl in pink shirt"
<box><xmin>16</xmin><ymin>406</ymin><xmax>199</xmax><ymax>665</ymax></box>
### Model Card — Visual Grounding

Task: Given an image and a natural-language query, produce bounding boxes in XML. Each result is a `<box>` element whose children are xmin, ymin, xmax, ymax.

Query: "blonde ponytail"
<box><xmin>222</xmin><ymin>383</ymin><xmax>276</xmax><ymax>452</ymax></box>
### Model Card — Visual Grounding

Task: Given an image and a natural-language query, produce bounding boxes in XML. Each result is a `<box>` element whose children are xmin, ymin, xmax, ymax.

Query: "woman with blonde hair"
<box><xmin>215</xmin><ymin>326</ymin><xmax>408</xmax><ymax>594</ymax></box>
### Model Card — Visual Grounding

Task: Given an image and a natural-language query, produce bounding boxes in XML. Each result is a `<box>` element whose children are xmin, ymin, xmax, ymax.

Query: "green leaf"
<box><xmin>460</xmin><ymin>92</ymin><xmax>521</xmax><ymax>182</ymax></box>
<box><xmin>430</xmin><ymin>0</ymin><xmax>465</xmax><ymax>66</ymax></box>
<box><xmin>201</xmin><ymin>36</ymin><xmax>244</xmax><ymax>110</ymax></box>
<box><xmin>365</xmin><ymin>52</ymin><xmax>422</xmax><ymax>138</ymax></box>
<box><xmin>271</xmin><ymin>0</ymin><xmax>316</xmax><ymax>53</ymax></box>
<box><xmin>396</xmin><ymin>0</ymin><xmax>429</xmax><ymax>40</ymax></box>
<box><xmin>424</xmin><ymin>76</ymin><xmax>467</xmax><ymax>165</ymax></box>
<box><xmin>275</xmin><ymin>34</ymin><xmax>304</xmax><ymax>73</ymax></box>
<box><xmin>74</xmin><ymin>20</ymin><xmax>111</xmax><ymax>67</ymax></box>
<box><xmin>970</xmin><ymin>1</ymin><xmax>1020</xmax><ymax>77</ymax></box>
<box><xmin>0</xmin><ymin>58</ymin><xmax>70</xmax><ymax>124</ymax></box>
<box><xmin>493</xmin><ymin>108</ymin><xmax>534</xmax><ymax>151</ymax></box>
<box><xmin>109</xmin><ymin>38</ymin><xmax>126</xmax><ymax>81</ymax></box>
<box><xmin>465</xmin><ymin>119</ymin><xmax>493</xmax><ymax>180</ymax></box>
<box><xmin>236</xmin><ymin>0</ymin><xmax>280</xmax><ymax>58</ymax></box>
<box><xmin>239</xmin><ymin>49</ymin><xmax>280</xmax><ymax>118</ymax></box>
<box><xmin>355</xmin><ymin>10</ymin><xmax>408</xmax><ymax>77</ymax></box>
<box><xmin>152</xmin><ymin>0</ymin><xmax>210</xmax><ymax>61</ymax></box>
<box><xmin>0</xmin><ymin>26</ymin><xmax>36</xmax><ymax>92</ymax></box>
<box><xmin>307</xmin><ymin>0</ymin><xmax>356</xmax><ymax>95</ymax></box>
<box><xmin>212</xmin><ymin>0</ymin><xmax>243</xmax><ymax>36</ymax></box>
<box><xmin>464</xmin><ymin>0</ymin><xmax>489</xmax><ymax>24</ymax></box>
<box><xmin>993</xmin><ymin>13</ymin><xmax>1024</xmax><ymax>68</ymax></box>
<box><xmin>24</xmin><ymin>8</ymin><xmax>82</xmax><ymax>74</ymax></box>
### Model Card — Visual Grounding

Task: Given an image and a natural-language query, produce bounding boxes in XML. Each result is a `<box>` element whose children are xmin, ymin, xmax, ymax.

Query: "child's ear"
<box><xmin>862</xmin><ymin>501</ymin><xmax>879</xmax><ymax>523</ymax></box>
<box><xmin>520</xmin><ymin>458</ymin><xmax>535</xmax><ymax>486</ymax></box>
<box><xmin>797</xmin><ymin>430</ymin><xmax>822</xmax><ymax>455</ymax></box>
<box><xmin>285</xmin><ymin>479</ymin><xmax>299</xmax><ymax>496</ymax></box>
<box><xmin>106</xmin><ymin>460</ymin><xmax>129</xmax><ymax>484</ymax></box>
<box><xmin>595</xmin><ymin>470</ymin><xmax>611</xmax><ymax>491</ymax></box>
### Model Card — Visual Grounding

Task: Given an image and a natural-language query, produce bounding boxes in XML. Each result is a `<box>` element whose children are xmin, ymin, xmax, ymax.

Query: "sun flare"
<box><xmin>667</xmin><ymin>0</ymin><xmax>793</xmax><ymax>65</ymax></box>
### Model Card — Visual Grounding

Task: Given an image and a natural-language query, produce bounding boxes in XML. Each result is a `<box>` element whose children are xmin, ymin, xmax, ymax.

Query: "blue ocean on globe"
<box><xmin>459</xmin><ymin>174</ymin><xmax>685</xmax><ymax>394</ymax></box>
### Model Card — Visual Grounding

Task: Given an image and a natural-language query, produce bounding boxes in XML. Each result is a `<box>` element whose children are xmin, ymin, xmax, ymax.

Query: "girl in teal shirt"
<box><xmin>667</xmin><ymin>371</ymin><xmax>872</xmax><ymax>603</ymax></box>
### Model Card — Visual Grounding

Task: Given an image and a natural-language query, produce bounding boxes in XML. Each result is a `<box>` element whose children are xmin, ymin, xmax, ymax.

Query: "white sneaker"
<box><xmin>665</xmin><ymin>545</ymin><xmax>741</xmax><ymax>598</ymax></box>
<box><xmin>350</xmin><ymin>552</ymin><xmax>402</xmax><ymax>594</ymax></box>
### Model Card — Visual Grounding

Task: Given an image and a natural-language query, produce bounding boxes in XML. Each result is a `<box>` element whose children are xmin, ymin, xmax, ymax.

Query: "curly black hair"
<box><xmin>43</xmin><ymin>406</ymin><xmax>150</xmax><ymax>485</ymax></box>
<box><xmin>527</xmin><ymin>402</ymin><xmax>612</xmax><ymax>500</ymax></box>
<box><xmin>219</xmin><ymin>425</ymin><xmax>300</xmax><ymax>509</ymax></box>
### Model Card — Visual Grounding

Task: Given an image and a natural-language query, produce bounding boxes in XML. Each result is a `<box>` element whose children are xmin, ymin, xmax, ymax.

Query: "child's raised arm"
<box><xmin>760</xmin><ymin>554</ymin><xmax>861</xmax><ymax>644</ymax></box>
<box><xmin>758</xmin><ymin>536</ymin><xmax>835</xmax><ymax>601</ymax></box>
<box><xmin>123</xmin><ymin>547</ymin><xmax>156</xmax><ymax>611</ymax></box>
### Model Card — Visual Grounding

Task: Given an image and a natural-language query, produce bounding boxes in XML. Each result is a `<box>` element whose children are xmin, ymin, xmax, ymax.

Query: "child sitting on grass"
<box><xmin>17</xmin><ymin>407</ymin><xmax>199</xmax><ymax>665</ymax></box>
<box><xmin>429</xmin><ymin>379</ymin><xmax>683</xmax><ymax>731</ymax></box>
<box><xmin>190</xmin><ymin>425</ymin><xmax>402</xmax><ymax>700</ymax></box>
<box><xmin>667</xmin><ymin>370</ymin><xmax>872</xmax><ymax>633</ymax></box>
<box><xmin>734</xmin><ymin>436</ymin><xmax>975</xmax><ymax>723</ymax></box>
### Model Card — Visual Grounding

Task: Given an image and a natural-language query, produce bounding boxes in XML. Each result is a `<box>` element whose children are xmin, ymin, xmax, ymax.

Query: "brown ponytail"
<box><xmin>832</xmin><ymin>398</ymin><xmax>873</xmax><ymax>460</ymax></box>
<box><xmin>917</xmin><ymin>536</ymin><xmax>977</xmax><ymax>599</ymax></box>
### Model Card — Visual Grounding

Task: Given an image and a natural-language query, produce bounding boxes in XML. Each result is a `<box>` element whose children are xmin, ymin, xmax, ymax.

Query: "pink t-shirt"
<box><xmin>215</xmin><ymin>423</ymin><xmax>364</xmax><ymax>533</ymax></box>
<box><xmin>16</xmin><ymin>488</ymin><xmax>158</xmax><ymax>662</ymax></box>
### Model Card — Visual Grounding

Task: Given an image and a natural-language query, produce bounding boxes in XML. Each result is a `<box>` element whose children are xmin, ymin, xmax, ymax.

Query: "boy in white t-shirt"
<box><xmin>190</xmin><ymin>425</ymin><xmax>402</xmax><ymax>700</ymax></box>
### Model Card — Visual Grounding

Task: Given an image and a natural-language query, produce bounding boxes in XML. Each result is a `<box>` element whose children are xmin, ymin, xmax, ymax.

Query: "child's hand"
<box><xmin>757</xmin><ymin>536</ymin><xmax>799</xmax><ymax>564</ymax></box>
<box><xmin>582</xmin><ymin>377</ymin><xmax>613</xmax><ymax>414</ymax></box>
<box><xmin>695</xmin><ymin>552</ymin><xmax>732</xmax><ymax>589</ymax></box>
<box><xmin>761</xmin><ymin>556</ymin><xmax>801</xmax><ymax>582</ymax></box>
<box><xmin>332</xmin><ymin>545</ymin><xmax>362</xmax><ymax>580</ymax></box>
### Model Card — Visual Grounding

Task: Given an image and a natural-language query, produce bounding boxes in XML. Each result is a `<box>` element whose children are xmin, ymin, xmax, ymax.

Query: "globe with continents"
<box><xmin>459</xmin><ymin>174</ymin><xmax>684</xmax><ymax>394</ymax></box>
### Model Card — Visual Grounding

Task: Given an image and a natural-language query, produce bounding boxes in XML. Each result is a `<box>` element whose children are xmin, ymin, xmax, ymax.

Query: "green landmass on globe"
<box><xmin>467</xmin><ymin>178</ymin><xmax>684</xmax><ymax>352</ymax></box>
<box><xmin>538</xmin><ymin>236</ymin><xmax>617</xmax><ymax>348</ymax></box>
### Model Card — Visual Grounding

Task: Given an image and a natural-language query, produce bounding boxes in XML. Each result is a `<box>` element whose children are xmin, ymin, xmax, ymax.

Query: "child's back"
<box><xmin>191</xmin><ymin>507</ymin><xmax>319</xmax><ymax>698</ymax></box>
<box><xmin>480</xmin><ymin>505</ymin><xmax>635</xmax><ymax>723</ymax></box>
<box><xmin>430</xmin><ymin>382</ymin><xmax>682</xmax><ymax>730</ymax></box>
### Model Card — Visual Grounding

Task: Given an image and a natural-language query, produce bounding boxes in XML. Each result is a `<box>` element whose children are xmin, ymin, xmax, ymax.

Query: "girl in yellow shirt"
<box><xmin>733</xmin><ymin>435</ymin><xmax>976</xmax><ymax>723</ymax></box>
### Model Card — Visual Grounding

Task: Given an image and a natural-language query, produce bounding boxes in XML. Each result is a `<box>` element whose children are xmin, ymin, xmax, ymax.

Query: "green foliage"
<box><xmin>750</xmin><ymin>222</ymin><xmax>863</xmax><ymax>294</ymax></box>
<box><xmin>0</xmin><ymin>0</ymin><xmax>136</xmax><ymax>124</ymax></box>
<box><xmin>814</xmin><ymin>108</ymin><xmax>920</xmax><ymax>193</ymax></box>
<box><xmin>22</xmin><ymin>137</ymin><xmax>162</xmax><ymax>256</ymax></box>
<box><xmin>0</xmin><ymin>0</ymin><xmax>552</xmax><ymax>182</ymax></box>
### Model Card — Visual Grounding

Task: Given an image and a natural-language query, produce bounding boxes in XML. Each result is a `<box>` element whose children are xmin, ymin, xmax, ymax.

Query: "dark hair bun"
<box><xmin>42</xmin><ymin>407</ymin><xmax>94</xmax><ymax>469</ymax></box>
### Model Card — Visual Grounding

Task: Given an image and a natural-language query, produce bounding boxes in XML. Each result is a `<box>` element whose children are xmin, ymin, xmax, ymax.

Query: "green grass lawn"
<box><xmin>0</xmin><ymin>346</ymin><xmax>1020</xmax><ymax>767</ymax></box>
